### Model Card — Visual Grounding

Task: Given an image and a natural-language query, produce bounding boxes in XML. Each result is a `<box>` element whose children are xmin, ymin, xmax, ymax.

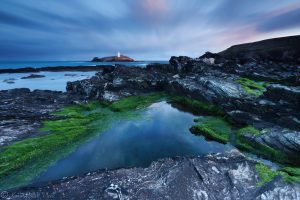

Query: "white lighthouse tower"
<box><xmin>117</xmin><ymin>51</ymin><xmax>120</xmax><ymax>58</ymax></box>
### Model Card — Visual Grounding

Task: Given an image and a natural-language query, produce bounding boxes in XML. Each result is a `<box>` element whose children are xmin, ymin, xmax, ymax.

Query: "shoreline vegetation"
<box><xmin>0</xmin><ymin>93</ymin><xmax>299</xmax><ymax>190</ymax></box>
<box><xmin>0</xmin><ymin>93</ymin><xmax>166</xmax><ymax>190</ymax></box>
<box><xmin>168</xmin><ymin>95</ymin><xmax>300</xmax><ymax>185</ymax></box>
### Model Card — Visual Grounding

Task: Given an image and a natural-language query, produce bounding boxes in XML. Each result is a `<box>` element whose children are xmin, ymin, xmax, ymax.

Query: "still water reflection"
<box><xmin>34</xmin><ymin>101</ymin><xmax>232</xmax><ymax>183</ymax></box>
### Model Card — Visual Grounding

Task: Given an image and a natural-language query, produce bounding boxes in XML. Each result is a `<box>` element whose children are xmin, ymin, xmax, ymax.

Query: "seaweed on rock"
<box><xmin>0</xmin><ymin>93</ymin><xmax>166</xmax><ymax>190</ymax></box>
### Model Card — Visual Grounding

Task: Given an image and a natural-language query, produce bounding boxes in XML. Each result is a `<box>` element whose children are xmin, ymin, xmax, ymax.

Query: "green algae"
<box><xmin>237</xmin><ymin>126</ymin><xmax>262</xmax><ymax>136</ymax></box>
<box><xmin>237</xmin><ymin>78</ymin><xmax>269</xmax><ymax>97</ymax></box>
<box><xmin>256</xmin><ymin>163</ymin><xmax>283</xmax><ymax>186</ymax></box>
<box><xmin>236</xmin><ymin>127</ymin><xmax>288</xmax><ymax>164</ymax></box>
<box><xmin>256</xmin><ymin>164</ymin><xmax>300</xmax><ymax>186</ymax></box>
<box><xmin>109</xmin><ymin>92</ymin><xmax>167</xmax><ymax>112</ymax></box>
<box><xmin>280</xmin><ymin>167</ymin><xmax>300</xmax><ymax>184</ymax></box>
<box><xmin>0</xmin><ymin>93</ymin><xmax>166</xmax><ymax>190</ymax></box>
<box><xmin>167</xmin><ymin>96</ymin><xmax>225</xmax><ymax>116</ymax></box>
<box><xmin>190</xmin><ymin>117</ymin><xmax>231</xmax><ymax>144</ymax></box>
<box><xmin>190</xmin><ymin>118</ymin><xmax>290</xmax><ymax>165</ymax></box>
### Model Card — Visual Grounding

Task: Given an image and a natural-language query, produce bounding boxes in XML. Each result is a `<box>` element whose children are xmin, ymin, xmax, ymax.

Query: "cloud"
<box><xmin>0</xmin><ymin>0</ymin><xmax>299</xmax><ymax>61</ymax></box>
<box><xmin>0</xmin><ymin>10</ymin><xmax>45</xmax><ymax>29</ymax></box>
<box><xmin>257</xmin><ymin>8</ymin><xmax>300</xmax><ymax>32</ymax></box>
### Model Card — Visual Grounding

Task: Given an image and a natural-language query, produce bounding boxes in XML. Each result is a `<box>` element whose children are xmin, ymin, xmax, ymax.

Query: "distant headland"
<box><xmin>91</xmin><ymin>52</ymin><xmax>134</xmax><ymax>62</ymax></box>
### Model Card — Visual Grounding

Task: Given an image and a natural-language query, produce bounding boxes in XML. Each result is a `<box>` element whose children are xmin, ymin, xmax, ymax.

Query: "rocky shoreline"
<box><xmin>0</xmin><ymin>36</ymin><xmax>299</xmax><ymax>199</ymax></box>
<box><xmin>5</xmin><ymin>150</ymin><xmax>300</xmax><ymax>200</ymax></box>
<box><xmin>0</xmin><ymin>89</ymin><xmax>85</xmax><ymax>147</ymax></box>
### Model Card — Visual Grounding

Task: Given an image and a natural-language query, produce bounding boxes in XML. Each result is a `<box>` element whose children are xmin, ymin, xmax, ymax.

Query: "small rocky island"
<box><xmin>0</xmin><ymin>36</ymin><xmax>300</xmax><ymax>199</ymax></box>
<box><xmin>91</xmin><ymin>52</ymin><xmax>134</xmax><ymax>62</ymax></box>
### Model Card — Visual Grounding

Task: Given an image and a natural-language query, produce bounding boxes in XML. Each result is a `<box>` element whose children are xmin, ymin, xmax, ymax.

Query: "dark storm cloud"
<box><xmin>0</xmin><ymin>0</ymin><xmax>299</xmax><ymax>61</ymax></box>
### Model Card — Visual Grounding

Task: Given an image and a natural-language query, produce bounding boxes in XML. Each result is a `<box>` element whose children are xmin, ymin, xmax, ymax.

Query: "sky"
<box><xmin>0</xmin><ymin>0</ymin><xmax>300</xmax><ymax>61</ymax></box>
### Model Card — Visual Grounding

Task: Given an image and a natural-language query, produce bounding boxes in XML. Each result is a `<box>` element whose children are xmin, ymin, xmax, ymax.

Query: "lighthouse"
<box><xmin>117</xmin><ymin>51</ymin><xmax>120</xmax><ymax>58</ymax></box>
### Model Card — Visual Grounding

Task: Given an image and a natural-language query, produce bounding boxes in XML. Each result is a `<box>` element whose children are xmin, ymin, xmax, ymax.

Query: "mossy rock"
<box><xmin>256</xmin><ymin>163</ymin><xmax>300</xmax><ymax>186</ymax></box>
<box><xmin>237</xmin><ymin>126</ymin><xmax>262</xmax><ymax>136</ymax></box>
<box><xmin>237</xmin><ymin>78</ymin><xmax>269</xmax><ymax>97</ymax></box>
<box><xmin>168</xmin><ymin>96</ymin><xmax>225</xmax><ymax>116</ymax></box>
<box><xmin>0</xmin><ymin>93</ymin><xmax>166</xmax><ymax>190</ymax></box>
<box><xmin>190</xmin><ymin>117</ymin><xmax>232</xmax><ymax>144</ymax></box>
<box><xmin>236</xmin><ymin>126</ymin><xmax>289</xmax><ymax>164</ymax></box>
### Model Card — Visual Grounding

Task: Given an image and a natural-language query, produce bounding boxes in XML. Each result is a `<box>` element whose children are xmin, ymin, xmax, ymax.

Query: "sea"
<box><xmin>0</xmin><ymin>61</ymin><xmax>168</xmax><ymax>91</ymax></box>
<box><xmin>0</xmin><ymin>61</ymin><xmax>168</xmax><ymax>69</ymax></box>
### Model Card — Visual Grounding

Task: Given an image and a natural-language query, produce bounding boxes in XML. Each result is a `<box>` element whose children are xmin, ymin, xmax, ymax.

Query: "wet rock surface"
<box><xmin>0</xmin><ymin>88</ymin><xmax>86</xmax><ymax>147</ymax></box>
<box><xmin>243</xmin><ymin>127</ymin><xmax>300</xmax><ymax>159</ymax></box>
<box><xmin>66</xmin><ymin>66</ymin><xmax>166</xmax><ymax>101</ymax></box>
<box><xmin>21</xmin><ymin>74</ymin><xmax>45</xmax><ymax>79</ymax></box>
<box><xmin>66</xmin><ymin>63</ymin><xmax>300</xmax><ymax>130</ymax></box>
<box><xmin>1</xmin><ymin>36</ymin><xmax>300</xmax><ymax>199</ymax></box>
<box><xmin>6</xmin><ymin>151</ymin><xmax>300</xmax><ymax>200</ymax></box>
<box><xmin>65</xmin><ymin>37</ymin><xmax>300</xmax><ymax>163</ymax></box>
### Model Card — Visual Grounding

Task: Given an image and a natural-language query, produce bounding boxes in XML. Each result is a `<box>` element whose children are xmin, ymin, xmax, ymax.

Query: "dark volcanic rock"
<box><xmin>168</xmin><ymin>56</ymin><xmax>205</xmax><ymax>73</ymax></box>
<box><xmin>67</xmin><ymin>66</ymin><xmax>166</xmax><ymax>101</ymax></box>
<box><xmin>91</xmin><ymin>55</ymin><xmax>134</xmax><ymax>62</ymax></box>
<box><xmin>21</xmin><ymin>74</ymin><xmax>45</xmax><ymax>79</ymax></box>
<box><xmin>194</xmin><ymin>36</ymin><xmax>300</xmax><ymax>85</ymax></box>
<box><xmin>66</xmin><ymin>62</ymin><xmax>300</xmax><ymax>130</ymax></box>
<box><xmin>199</xmin><ymin>51</ymin><xmax>220</xmax><ymax>59</ymax></box>
<box><xmin>263</xmin><ymin>84</ymin><xmax>300</xmax><ymax>106</ymax></box>
<box><xmin>0</xmin><ymin>88</ymin><xmax>86</xmax><ymax>147</ymax></box>
<box><xmin>7</xmin><ymin>150</ymin><xmax>300</xmax><ymax>200</ymax></box>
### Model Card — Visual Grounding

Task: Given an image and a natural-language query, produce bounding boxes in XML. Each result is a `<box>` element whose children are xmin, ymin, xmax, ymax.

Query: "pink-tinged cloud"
<box><xmin>266</xmin><ymin>2</ymin><xmax>300</xmax><ymax>18</ymax></box>
<box><xmin>140</xmin><ymin>0</ymin><xmax>168</xmax><ymax>13</ymax></box>
<box><xmin>0</xmin><ymin>0</ymin><xmax>300</xmax><ymax>60</ymax></box>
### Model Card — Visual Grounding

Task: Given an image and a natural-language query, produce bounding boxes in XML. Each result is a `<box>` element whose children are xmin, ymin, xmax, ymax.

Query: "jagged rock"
<box><xmin>7</xmin><ymin>150</ymin><xmax>300</xmax><ymax>200</ymax></box>
<box><xmin>146</xmin><ymin>63</ymin><xmax>173</xmax><ymax>73</ymax></box>
<box><xmin>199</xmin><ymin>52</ymin><xmax>222</xmax><ymax>65</ymax></box>
<box><xmin>263</xmin><ymin>84</ymin><xmax>300</xmax><ymax>106</ymax></box>
<box><xmin>65</xmin><ymin>63</ymin><xmax>300</xmax><ymax>130</ymax></box>
<box><xmin>168</xmin><ymin>56</ymin><xmax>205</xmax><ymax>73</ymax></box>
<box><xmin>67</xmin><ymin>66</ymin><xmax>166</xmax><ymax>100</ymax></box>
<box><xmin>0</xmin><ymin>88</ymin><xmax>85</xmax><ymax>147</ymax></box>
<box><xmin>199</xmin><ymin>51</ymin><xmax>220</xmax><ymax>59</ymax></box>
<box><xmin>227</xmin><ymin>110</ymin><xmax>261</xmax><ymax>125</ymax></box>
<box><xmin>243</xmin><ymin>127</ymin><xmax>300</xmax><ymax>159</ymax></box>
